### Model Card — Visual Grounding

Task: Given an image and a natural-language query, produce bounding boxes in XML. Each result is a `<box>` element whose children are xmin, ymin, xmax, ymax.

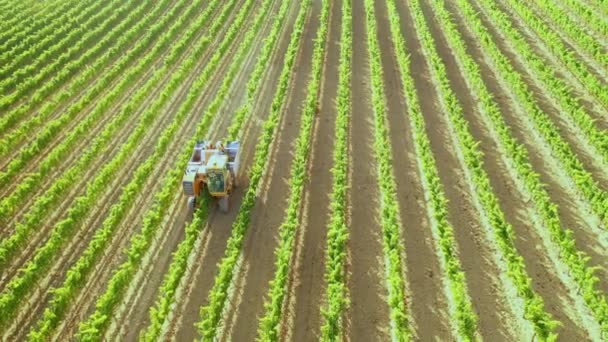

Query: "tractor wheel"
<box><xmin>187</xmin><ymin>197</ymin><xmax>196</xmax><ymax>220</ymax></box>
<box><xmin>219</xmin><ymin>195</ymin><xmax>229</xmax><ymax>213</ymax></box>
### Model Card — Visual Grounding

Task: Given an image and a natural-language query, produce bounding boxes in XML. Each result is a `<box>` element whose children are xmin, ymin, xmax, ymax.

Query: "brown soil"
<box><xmin>458</xmin><ymin>0</ymin><xmax>608</xmax><ymax>296</ymax></box>
<box><xmin>210</xmin><ymin>2</ymin><xmax>319</xmax><ymax>340</ymax></box>
<box><xmin>472</xmin><ymin>0</ymin><xmax>608</xmax><ymax>191</ymax></box>
<box><xmin>166</xmin><ymin>1</ymin><xmax>309</xmax><ymax>340</ymax></box>
<box><xmin>1</xmin><ymin>1</ymin><xmax>246</xmax><ymax>339</ymax></box>
<box><xmin>285</xmin><ymin>0</ymin><xmax>339</xmax><ymax>340</ymax></box>
<box><xmin>4</xmin><ymin>0</ymin><xmax>608</xmax><ymax>339</ymax></box>
<box><xmin>375</xmin><ymin>0</ymin><xmax>457</xmax><ymax>339</ymax></box>
<box><xmin>441</xmin><ymin>0</ymin><xmax>600</xmax><ymax>338</ymax></box>
<box><xmin>344</xmin><ymin>0</ymin><xmax>392</xmax><ymax>340</ymax></box>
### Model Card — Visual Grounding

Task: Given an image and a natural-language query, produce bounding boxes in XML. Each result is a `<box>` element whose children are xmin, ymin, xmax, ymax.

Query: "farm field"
<box><xmin>0</xmin><ymin>0</ymin><xmax>607</xmax><ymax>340</ymax></box>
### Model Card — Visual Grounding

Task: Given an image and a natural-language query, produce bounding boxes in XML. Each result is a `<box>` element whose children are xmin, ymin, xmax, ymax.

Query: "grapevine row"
<box><xmin>385</xmin><ymin>0</ymin><xmax>480</xmax><ymax>338</ymax></box>
<box><xmin>319</xmin><ymin>0</ymin><xmax>351</xmax><ymax>339</ymax></box>
<box><xmin>408</xmin><ymin>0</ymin><xmax>560</xmax><ymax>338</ymax></box>
<box><xmin>475</xmin><ymin>0</ymin><xmax>608</xmax><ymax>171</ymax></box>
<box><xmin>74</xmin><ymin>0</ymin><xmax>256</xmax><ymax>338</ymax></box>
<box><xmin>498</xmin><ymin>0</ymin><xmax>608</xmax><ymax>108</ymax></box>
<box><xmin>0</xmin><ymin>0</ymin><xmax>102</xmax><ymax>77</ymax></box>
<box><xmin>445</xmin><ymin>0</ymin><xmax>608</xmax><ymax>335</ymax></box>
<box><xmin>0</xmin><ymin>0</ymin><xmax>68</xmax><ymax>53</ymax></box>
<box><xmin>0</xmin><ymin>0</ymin><xmax>206</xmax><ymax>225</ymax></box>
<box><xmin>529</xmin><ymin>0</ymin><xmax>608</xmax><ymax>73</ymax></box>
<box><xmin>557</xmin><ymin>0</ymin><xmax>608</xmax><ymax>43</ymax></box>
<box><xmin>0</xmin><ymin>0</ymin><xmax>224</xmax><ymax>289</ymax></box>
<box><xmin>257</xmin><ymin>0</ymin><xmax>329</xmax><ymax>338</ymax></box>
<box><xmin>363</xmin><ymin>0</ymin><xmax>412</xmax><ymax>339</ymax></box>
<box><xmin>469</xmin><ymin>0</ymin><xmax>608</xmax><ymax>233</ymax></box>
<box><xmin>25</xmin><ymin>0</ymin><xmax>249</xmax><ymax>332</ymax></box>
<box><xmin>0</xmin><ymin>0</ymin><xmax>186</xmax><ymax>162</ymax></box>
<box><xmin>140</xmin><ymin>0</ymin><xmax>287</xmax><ymax>337</ymax></box>
<box><xmin>0</xmin><ymin>0</ymin><xmax>144</xmax><ymax>111</ymax></box>
<box><xmin>195</xmin><ymin>0</ymin><xmax>311</xmax><ymax>338</ymax></box>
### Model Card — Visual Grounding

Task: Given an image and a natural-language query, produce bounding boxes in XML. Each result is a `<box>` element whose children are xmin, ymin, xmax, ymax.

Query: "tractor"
<box><xmin>182</xmin><ymin>140</ymin><xmax>240</xmax><ymax>214</ymax></box>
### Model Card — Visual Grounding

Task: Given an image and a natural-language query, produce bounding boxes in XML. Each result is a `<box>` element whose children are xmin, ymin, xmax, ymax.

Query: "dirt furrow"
<box><xmin>0</xmin><ymin>0</ymin><xmax>190</xmax><ymax>173</ymax></box>
<box><xmin>414</xmin><ymin>1</ymin><xmax>587</xmax><ymax>339</ymax></box>
<box><xmin>454</xmin><ymin>0</ymin><xmax>608</xmax><ymax>294</ymax></box>
<box><xmin>468</xmin><ymin>0</ymin><xmax>608</xmax><ymax>191</ymax></box>
<box><xmin>281</xmin><ymin>0</ymin><xmax>338</xmax><ymax>340</ymax></box>
<box><xmin>163</xmin><ymin>2</ymin><xmax>301</xmax><ymax>339</ymax></box>
<box><xmin>439</xmin><ymin>0</ymin><xmax>601</xmax><ymax>338</ymax></box>
<box><xmin>380</xmin><ymin>0</ymin><xmax>502</xmax><ymax>339</ymax></box>
<box><xmin>107</xmin><ymin>5</ymin><xmax>275</xmax><ymax>340</ymax></box>
<box><xmin>1</xmin><ymin>1</ymin><xmax>225</xmax><ymax>273</ymax></box>
<box><xmin>345</xmin><ymin>0</ymin><xmax>392</xmax><ymax>340</ymax></box>
<box><xmin>1</xmin><ymin>2</ymin><xmax>243</xmax><ymax>337</ymax></box>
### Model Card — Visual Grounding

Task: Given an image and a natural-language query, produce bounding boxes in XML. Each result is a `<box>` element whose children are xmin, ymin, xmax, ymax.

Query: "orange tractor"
<box><xmin>182</xmin><ymin>140</ymin><xmax>240</xmax><ymax>214</ymax></box>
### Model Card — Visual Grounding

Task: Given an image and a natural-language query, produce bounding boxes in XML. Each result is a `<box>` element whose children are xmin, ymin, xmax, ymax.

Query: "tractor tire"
<box><xmin>219</xmin><ymin>195</ymin><xmax>229</xmax><ymax>213</ymax></box>
<box><xmin>187</xmin><ymin>197</ymin><xmax>196</xmax><ymax>221</ymax></box>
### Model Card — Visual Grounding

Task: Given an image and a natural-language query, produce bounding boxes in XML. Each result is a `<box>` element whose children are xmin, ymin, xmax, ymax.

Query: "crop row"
<box><xmin>386</xmin><ymin>0</ymin><xmax>480</xmax><ymax>338</ymax></box>
<box><xmin>73</xmin><ymin>0</ymin><xmax>256</xmax><ymax>338</ymax></box>
<box><xmin>195</xmin><ymin>1</ymin><xmax>311</xmax><ymax>339</ymax></box>
<box><xmin>140</xmin><ymin>1</ymin><xmax>287</xmax><ymax>338</ymax></box>
<box><xmin>0</xmin><ymin>0</ymin><xmax>187</xmax><ymax>162</ymax></box>
<box><xmin>0</xmin><ymin>0</ymin><xmax>205</xmax><ymax>225</ymax></box>
<box><xmin>27</xmin><ymin>0</ymin><xmax>247</xmax><ymax>330</ymax></box>
<box><xmin>0</xmin><ymin>0</ymin><xmax>69</xmax><ymax>53</ymax></box>
<box><xmin>0</xmin><ymin>0</ymin><xmax>102</xmax><ymax>78</ymax></box>
<box><xmin>0</xmin><ymin>0</ymin><xmax>229</xmax><ymax>326</ymax></box>
<box><xmin>470</xmin><ymin>0</ymin><xmax>608</xmax><ymax>233</ymax></box>
<box><xmin>492</xmin><ymin>0</ymin><xmax>608</xmax><ymax>164</ymax></box>
<box><xmin>25</xmin><ymin>0</ymin><xmax>237</xmax><ymax>333</ymax></box>
<box><xmin>227</xmin><ymin>0</ymin><xmax>295</xmax><ymax>141</ymax></box>
<box><xmin>500</xmin><ymin>0</ymin><xmax>608</xmax><ymax>108</ymax></box>
<box><xmin>447</xmin><ymin>0</ymin><xmax>608</xmax><ymax>335</ymax></box>
<box><xmin>363</xmin><ymin>0</ymin><xmax>414</xmax><ymax>339</ymax></box>
<box><xmin>0</xmin><ymin>0</ymin><xmax>144</xmax><ymax>111</ymax></box>
<box><xmin>530</xmin><ymin>0</ymin><xmax>608</xmax><ymax>72</ymax></box>
<box><xmin>319</xmin><ymin>0</ymin><xmax>351</xmax><ymax>339</ymax></box>
<box><xmin>408</xmin><ymin>0</ymin><xmax>560</xmax><ymax>338</ymax></box>
<box><xmin>558</xmin><ymin>0</ymin><xmax>608</xmax><ymax>37</ymax></box>
<box><xmin>257</xmin><ymin>0</ymin><xmax>329</xmax><ymax>339</ymax></box>
<box><xmin>0</xmin><ymin>0</ymin><xmax>203</xmax><ymax>261</ymax></box>
<box><xmin>0</xmin><ymin>0</ymin><xmax>141</xmax><ymax>130</ymax></box>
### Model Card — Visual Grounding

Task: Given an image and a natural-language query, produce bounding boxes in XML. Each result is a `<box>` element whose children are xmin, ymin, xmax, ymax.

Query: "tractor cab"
<box><xmin>206</xmin><ymin>154</ymin><xmax>228</xmax><ymax>196</ymax></box>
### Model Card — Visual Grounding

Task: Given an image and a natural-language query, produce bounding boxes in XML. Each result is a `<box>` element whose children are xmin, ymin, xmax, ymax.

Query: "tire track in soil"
<box><xmin>416</xmin><ymin>0</ymin><xmax>582</xmax><ymax>339</ymax></box>
<box><xmin>0</xmin><ymin>0</ymin><xmax>189</xmax><ymax>173</ymax></box>
<box><xmin>0</xmin><ymin>0</ymin><xmax>224</xmax><ymax>279</ymax></box>
<box><xmin>282</xmin><ymin>0</ymin><xmax>338</xmax><ymax>340</ymax></box>
<box><xmin>220</xmin><ymin>2</ymin><xmax>319</xmax><ymax>339</ymax></box>
<box><xmin>345</xmin><ymin>0</ymin><xmax>392</xmax><ymax>340</ymax></box>
<box><xmin>451</xmin><ymin>0</ymin><xmax>608</xmax><ymax>295</ymax></box>
<box><xmin>108</xmin><ymin>4</ymin><xmax>279</xmax><ymax>339</ymax></box>
<box><xmin>434</xmin><ymin>1</ymin><xmax>593</xmax><ymax>339</ymax></box>
<box><xmin>163</xmin><ymin>2</ymin><xmax>300</xmax><ymax>339</ymax></box>
<box><xmin>467</xmin><ymin>0</ymin><xmax>608</xmax><ymax>191</ymax></box>
<box><xmin>0</xmin><ymin>3</ymin><xmax>244</xmax><ymax>337</ymax></box>
<box><xmin>381</xmin><ymin>0</ymin><xmax>496</xmax><ymax>339</ymax></box>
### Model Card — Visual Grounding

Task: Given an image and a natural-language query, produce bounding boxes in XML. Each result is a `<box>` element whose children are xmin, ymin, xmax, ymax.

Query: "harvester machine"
<box><xmin>182</xmin><ymin>140</ymin><xmax>240</xmax><ymax>214</ymax></box>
